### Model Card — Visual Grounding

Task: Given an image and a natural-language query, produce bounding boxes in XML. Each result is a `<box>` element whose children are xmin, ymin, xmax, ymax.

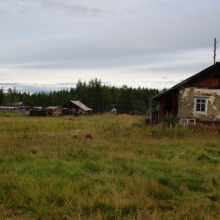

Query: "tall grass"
<box><xmin>0</xmin><ymin>114</ymin><xmax>220</xmax><ymax>219</ymax></box>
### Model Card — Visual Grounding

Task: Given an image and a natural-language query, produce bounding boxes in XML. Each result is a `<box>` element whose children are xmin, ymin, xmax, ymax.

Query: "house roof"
<box><xmin>46</xmin><ymin>106</ymin><xmax>61</xmax><ymax>110</ymax></box>
<box><xmin>63</xmin><ymin>100</ymin><xmax>92</xmax><ymax>111</ymax></box>
<box><xmin>151</xmin><ymin>62</ymin><xmax>220</xmax><ymax>100</ymax></box>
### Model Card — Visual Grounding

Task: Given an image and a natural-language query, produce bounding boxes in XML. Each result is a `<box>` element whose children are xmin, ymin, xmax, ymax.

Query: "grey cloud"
<box><xmin>136</xmin><ymin>59</ymin><xmax>212</xmax><ymax>74</ymax></box>
<box><xmin>60</xmin><ymin>4</ymin><xmax>105</xmax><ymax>17</ymax></box>
<box><xmin>0</xmin><ymin>10</ymin><xmax>7</xmax><ymax>15</ymax></box>
<box><xmin>141</xmin><ymin>80</ymin><xmax>182</xmax><ymax>85</ymax></box>
<box><xmin>19</xmin><ymin>9</ymin><xmax>27</xmax><ymax>15</ymax></box>
<box><xmin>102</xmin><ymin>82</ymin><xmax>111</xmax><ymax>84</ymax></box>
<box><xmin>1</xmin><ymin>1</ymin><xmax>219</xmax><ymax>70</ymax></box>
<box><xmin>18</xmin><ymin>6</ymin><xmax>40</xmax><ymax>14</ymax></box>
<box><xmin>0</xmin><ymin>37</ymin><xmax>157</xmax><ymax>69</ymax></box>
<box><xmin>56</xmin><ymin>82</ymin><xmax>76</xmax><ymax>87</ymax></box>
<box><xmin>0</xmin><ymin>82</ymin><xmax>77</xmax><ymax>93</ymax></box>
<box><xmin>15</xmin><ymin>0</ymin><xmax>106</xmax><ymax>17</ymax></box>
<box><xmin>1</xmin><ymin>0</ymin><xmax>220</xmax><ymax>92</ymax></box>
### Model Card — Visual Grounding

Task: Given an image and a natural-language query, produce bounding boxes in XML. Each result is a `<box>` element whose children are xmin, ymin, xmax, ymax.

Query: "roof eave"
<box><xmin>150</xmin><ymin>62</ymin><xmax>220</xmax><ymax>101</ymax></box>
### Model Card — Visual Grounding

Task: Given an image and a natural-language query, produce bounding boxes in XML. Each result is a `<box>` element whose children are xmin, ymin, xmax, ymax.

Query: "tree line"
<box><xmin>0</xmin><ymin>78</ymin><xmax>160</xmax><ymax>114</ymax></box>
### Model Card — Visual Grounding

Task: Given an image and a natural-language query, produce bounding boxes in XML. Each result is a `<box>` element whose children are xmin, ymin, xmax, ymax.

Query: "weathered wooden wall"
<box><xmin>62</xmin><ymin>102</ymin><xmax>80</xmax><ymax>115</ymax></box>
<box><xmin>156</xmin><ymin>89</ymin><xmax>179</xmax><ymax>120</ymax></box>
<box><xmin>30</xmin><ymin>109</ymin><xmax>53</xmax><ymax>116</ymax></box>
<box><xmin>185</xmin><ymin>66</ymin><xmax>220</xmax><ymax>88</ymax></box>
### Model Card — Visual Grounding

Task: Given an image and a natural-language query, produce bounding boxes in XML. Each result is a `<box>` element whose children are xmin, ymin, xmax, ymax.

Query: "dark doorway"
<box><xmin>165</xmin><ymin>98</ymin><xmax>173</xmax><ymax>115</ymax></box>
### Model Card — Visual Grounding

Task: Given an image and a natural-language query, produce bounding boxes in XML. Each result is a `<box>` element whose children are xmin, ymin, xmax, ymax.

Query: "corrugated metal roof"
<box><xmin>70</xmin><ymin>101</ymin><xmax>92</xmax><ymax>111</ymax></box>
<box><xmin>150</xmin><ymin>62</ymin><xmax>220</xmax><ymax>100</ymax></box>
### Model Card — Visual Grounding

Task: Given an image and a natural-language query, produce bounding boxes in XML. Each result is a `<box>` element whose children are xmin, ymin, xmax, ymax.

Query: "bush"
<box><xmin>161</xmin><ymin>115</ymin><xmax>179</xmax><ymax>126</ymax></box>
<box><xmin>132</xmin><ymin>119</ymin><xmax>145</xmax><ymax>127</ymax></box>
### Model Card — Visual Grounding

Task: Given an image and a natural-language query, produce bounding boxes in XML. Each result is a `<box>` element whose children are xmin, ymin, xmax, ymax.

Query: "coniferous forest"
<box><xmin>0</xmin><ymin>78</ymin><xmax>160</xmax><ymax>114</ymax></box>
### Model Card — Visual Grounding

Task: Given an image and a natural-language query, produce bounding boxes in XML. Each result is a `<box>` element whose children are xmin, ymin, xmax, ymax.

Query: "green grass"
<box><xmin>0</xmin><ymin>114</ymin><xmax>220</xmax><ymax>219</ymax></box>
<box><xmin>0</xmin><ymin>111</ymin><xmax>26</xmax><ymax>117</ymax></box>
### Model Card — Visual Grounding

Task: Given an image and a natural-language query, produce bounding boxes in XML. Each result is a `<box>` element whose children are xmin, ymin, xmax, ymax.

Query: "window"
<box><xmin>194</xmin><ymin>97</ymin><xmax>208</xmax><ymax>116</ymax></box>
<box><xmin>196</xmin><ymin>99</ymin><xmax>206</xmax><ymax>112</ymax></box>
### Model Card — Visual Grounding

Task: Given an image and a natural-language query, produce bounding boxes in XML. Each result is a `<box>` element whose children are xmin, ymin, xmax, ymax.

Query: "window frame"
<box><xmin>193</xmin><ymin>96</ymin><xmax>208</xmax><ymax>117</ymax></box>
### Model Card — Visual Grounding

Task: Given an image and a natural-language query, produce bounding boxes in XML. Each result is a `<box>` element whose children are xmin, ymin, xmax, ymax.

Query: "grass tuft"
<box><xmin>0</xmin><ymin>115</ymin><xmax>220</xmax><ymax>219</ymax></box>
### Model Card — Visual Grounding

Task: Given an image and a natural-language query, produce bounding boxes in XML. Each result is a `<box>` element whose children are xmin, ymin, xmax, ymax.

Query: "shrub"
<box><xmin>132</xmin><ymin>119</ymin><xmax>145</xmax><ymax>128</ymax></box>
<box><xmin>161</xmin><ymin>115</ymin><xmax>179</xmax><ymax>126</ymax></box>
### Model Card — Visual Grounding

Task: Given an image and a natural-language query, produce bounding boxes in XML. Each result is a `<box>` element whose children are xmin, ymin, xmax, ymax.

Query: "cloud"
<box><xmin>13</xmin><ymin>0</ymin><xmax>107</xmax><ymax>17</ymax></box>
<box><xmin>141</xmin><ymin>80</ymin><xmax>181</xmax><ymax>85</ymax></box>
<box><xmin>0</xmin><ymin>10</ymin><xmax>7</xmax><ymax>15</ymax></box>
<box><xmin>102</xmin><ymin>81</ymin><xmax>111</xmax><ymax>84</ymax></box>
<box><xmin>59</xmin><ymin>4</ymin><xmax>105</xmax><ymax>17</ymax></box>
<box><xmin>1</xmin><ymin>0</ymin><xmax>220</xmax><ymax>92</ymax></box>
<box><xmin>0</xmin><ymin>82</ymin><xmax>77</xmax><ymax>93</ymax></box>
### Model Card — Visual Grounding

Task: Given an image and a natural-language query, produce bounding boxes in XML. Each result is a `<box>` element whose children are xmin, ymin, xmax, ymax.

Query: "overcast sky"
<box><xmin>1</xmin><ymin>0</ymin><xmax>220</xmax><ymax>93</ymax></box>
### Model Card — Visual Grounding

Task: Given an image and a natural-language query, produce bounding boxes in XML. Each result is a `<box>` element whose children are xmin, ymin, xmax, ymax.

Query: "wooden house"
<box><xmin>150</xmin><ymin>62</ymin><xmax>220</xmax><ymax>123</ymax></box>
<box><xmin>62</xmin><ymin>100</ymin><xmax>92</xmax><ymax>116</ymax></box>
<box><xmin>46</xmin><ymin>106</ymin><xmax>62</xmax><ymax>113</ymax></box>
<box><xmin>30</xmin><ymin>108</ymin><xmax>53</xmax><ymax>116</ymax></box>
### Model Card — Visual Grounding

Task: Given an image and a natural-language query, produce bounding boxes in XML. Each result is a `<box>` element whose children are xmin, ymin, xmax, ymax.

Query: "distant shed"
<box><xmin>30</xmin><ymin>108</ymin><xmax>53</xmax><ymax>116</ymax></box>
<box><xmin>46</xmin><ymin>106</ymin><xmax>62</xmax><ymax>113</ymax></box>
<box><xmin>62</xmin><ymin>100</ymin><xmax>92</xmax><ymax>116</ymax></box>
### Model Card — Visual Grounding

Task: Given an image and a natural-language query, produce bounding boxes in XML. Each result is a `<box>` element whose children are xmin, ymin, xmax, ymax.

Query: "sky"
<box><xmin>1</xmin><ymin>0</ymin><xmax>220</xmax><ymax>93</ymax></box>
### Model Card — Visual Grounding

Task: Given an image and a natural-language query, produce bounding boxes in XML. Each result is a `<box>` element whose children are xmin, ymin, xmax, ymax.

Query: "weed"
<box><xmin>161</xmin><ymin>115</ymin><xmax>180</xmax><ymax>125</ymax></box>
<box><xmin>0</xmin><ymin>115</ymin><xmax>220</xmax><ymax>219</ymax></box>
<box><xmin>132</xmin><ymin>118</ymin><xmax>145</xmax><ymax>128</ymax></box>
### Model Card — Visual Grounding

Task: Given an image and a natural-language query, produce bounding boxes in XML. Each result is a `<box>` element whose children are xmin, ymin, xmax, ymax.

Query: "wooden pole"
<box><xmin>214</xmin><ymin>38</ymin><xmax>217</xmax><ymax>64</ymax></box>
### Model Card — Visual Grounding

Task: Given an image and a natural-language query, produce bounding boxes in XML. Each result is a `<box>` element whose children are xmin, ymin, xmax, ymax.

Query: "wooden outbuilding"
<box><xmin>46</xmin><ymin>106</ymin><xmax>62</xmax><ymax>113</ymax></box>
<box><xmin>150</xmin><ymin>62</ymin><xmax>220</xmax><ymax>123</ymax></box>
<box><xmin>62</xmin><ymin>100</ymin><xmax>92</xmax><ymax>116</ymax></box>
<box><xmin>30</xmin><ymin>108</ymin><xmax>53</xmax><ymax>116</ymax></box>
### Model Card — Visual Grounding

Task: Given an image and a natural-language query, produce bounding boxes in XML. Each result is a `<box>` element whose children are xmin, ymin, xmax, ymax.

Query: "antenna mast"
<box><xmin>214</xmin><ymin>38</ymin><xmax>217</xmax><ymax>64</ymax></box>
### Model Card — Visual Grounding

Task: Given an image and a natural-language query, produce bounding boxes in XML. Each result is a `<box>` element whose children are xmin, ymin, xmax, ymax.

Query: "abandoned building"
<box><xmin>30</xmin><ymin>108</ymin><xmax>53</xmax><ymax>116</ymax></box>
<box><xmin>46</xmin><ymin>106</ymin><xmax>62</xmax><ymax>113</ymax></box>
<box><xmin>150</xmin><ymin>62</ymin><xmax>220</xmax><ymax>123</ymax></box>
<box><xmin>62</xmin><ymin>100</ymin><xmax>92</xmax><ymax>116</ymax></box>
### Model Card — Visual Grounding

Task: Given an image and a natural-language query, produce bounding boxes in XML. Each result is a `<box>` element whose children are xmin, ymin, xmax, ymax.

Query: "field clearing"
<box><xmin>0</xmin><ymin>114</ymin><xmax>220</xmax><ymax>219</ymax></box>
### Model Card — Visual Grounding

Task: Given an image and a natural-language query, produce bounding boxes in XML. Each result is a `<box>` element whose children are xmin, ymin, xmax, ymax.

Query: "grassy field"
<box><xmin>0</xmin><ymin>114</ymin><xmax>220</xmax><ymax>219</ymax></box>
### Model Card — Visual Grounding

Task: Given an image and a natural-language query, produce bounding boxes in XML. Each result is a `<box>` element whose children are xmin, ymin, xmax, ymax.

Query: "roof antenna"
<box><xmin>214</xmin><ymin>38</ymin><xmax>217</xmax><ymax>64</ymax></box>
